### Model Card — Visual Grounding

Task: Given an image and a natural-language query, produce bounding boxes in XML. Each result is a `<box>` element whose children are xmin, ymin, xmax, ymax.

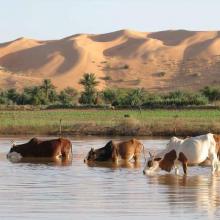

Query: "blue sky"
<box><xmin>0</xmin><ymin>0</ymin><xmax>220</xmax><ymax>42</ymax></box>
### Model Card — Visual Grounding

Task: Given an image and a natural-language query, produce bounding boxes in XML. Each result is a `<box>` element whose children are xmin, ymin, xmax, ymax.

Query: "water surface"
<box><xmin>0</xmin><ymin>137</ymin><xmax>219</xmax><ymax>220</ymax></box>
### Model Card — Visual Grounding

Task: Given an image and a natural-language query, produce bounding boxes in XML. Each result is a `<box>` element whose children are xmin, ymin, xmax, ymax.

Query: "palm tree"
<box><xmin>127</xmin><ymin>88</ymin><xmax>145</xmax><ymax>111</ymax></box>
<box><xmin>41</xmin><ymin>79</ymin><xmax>55</xmax><ymax>100</ymax></box>
<box><xmin>79</xmin><ymin>73</ymin><xmax>99</xmax><ymax>105</ymax></box>
<box><xmin>79</xmin><ymin>73</ymin><xmax>99</xmax><ymax>89</ymax></box>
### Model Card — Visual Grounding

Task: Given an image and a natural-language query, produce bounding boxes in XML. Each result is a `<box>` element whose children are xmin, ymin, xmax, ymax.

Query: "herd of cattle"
<box><xmin>6</xmin><ymin>133</ymin><xmax>220</xmax><ymax>175</ymax></box>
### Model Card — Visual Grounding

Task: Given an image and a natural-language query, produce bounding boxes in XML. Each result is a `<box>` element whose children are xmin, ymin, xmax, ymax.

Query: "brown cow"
<box><xmin>84</xmin><ymin>138</ymin><xmax>144</xmax><ymax>163</ymax></box>
<box><xmin>7</xmin><ymin>137</ymin><xmax>72</xmax><ymax>162</ymax></box>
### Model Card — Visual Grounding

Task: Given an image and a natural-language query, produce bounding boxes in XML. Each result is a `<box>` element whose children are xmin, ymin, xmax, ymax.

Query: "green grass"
<box><xmin>0</xmin><ymin>109</ymin><xmax>220</xmax><ymax>136</ymax></box>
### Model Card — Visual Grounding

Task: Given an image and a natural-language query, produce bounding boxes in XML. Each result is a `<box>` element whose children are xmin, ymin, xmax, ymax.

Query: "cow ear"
<box><xmin>10</xmin><ymin>140</ymin><xmax>16</xmax><ymax>147</ymax></box>
<box><xmin>149</xmin><ymin>151</ymin><xmax>157</xmax><ymax>160</ymax></box>
<box><xmin>149</xmin><ymin>152</ymin><xmax>154</xmax><ymax>159</ymax></box>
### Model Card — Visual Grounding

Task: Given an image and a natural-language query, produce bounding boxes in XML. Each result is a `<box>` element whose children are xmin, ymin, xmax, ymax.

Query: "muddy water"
<box><xmin>0</xmin><ymin>137</ymin><xmax>220</xmax><ymax>220</ymax></box>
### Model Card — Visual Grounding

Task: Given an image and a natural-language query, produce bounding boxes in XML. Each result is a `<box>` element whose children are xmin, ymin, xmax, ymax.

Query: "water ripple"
<box><xmin>0</xmin><ymin>137</ymin><xmax>219</xmax><ymax>220</ymax></box>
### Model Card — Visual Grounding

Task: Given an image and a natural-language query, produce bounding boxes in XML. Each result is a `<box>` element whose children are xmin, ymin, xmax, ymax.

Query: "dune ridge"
<box><xmin>1</xmin><ymin>29</ymin><xmax>220</xmax><ymax>91</ymax></box>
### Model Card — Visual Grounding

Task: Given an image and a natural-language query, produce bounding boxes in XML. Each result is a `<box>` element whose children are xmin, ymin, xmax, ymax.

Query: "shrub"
<box><xmin>201</xmin><ymin>86</ymin><xmax>220</xmax><ymax>101</ymax></box>
<box><xmin>59</xmin><ymin>87</ymin><xmax>78</xmax><ymax>105</ymax></box>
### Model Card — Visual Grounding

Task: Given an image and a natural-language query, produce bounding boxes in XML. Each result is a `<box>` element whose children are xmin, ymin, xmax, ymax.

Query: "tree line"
<box><xmin>0</xmin><ymin>73</ymin><xmax>219</xmax><ymax>107</ymax></box>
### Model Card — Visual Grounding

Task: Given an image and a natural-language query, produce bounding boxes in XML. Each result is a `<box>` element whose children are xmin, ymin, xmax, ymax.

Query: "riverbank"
<box><xmin>0</xmin><ymin>109</ymin><xmax>220</xmax><ymax>136</ymax></box>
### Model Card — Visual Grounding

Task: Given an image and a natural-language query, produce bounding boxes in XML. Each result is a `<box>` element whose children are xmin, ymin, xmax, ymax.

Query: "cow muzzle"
<box><xmin>7</xmin><ymin>152</ymin><xmax>22</xmax><ymax>162</ymax></box>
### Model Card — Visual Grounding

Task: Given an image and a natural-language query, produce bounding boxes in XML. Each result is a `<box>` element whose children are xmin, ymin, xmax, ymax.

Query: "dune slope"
<box><xmin>1</xmin><ymin>29</ymin><xmax>220</xmax><ymax>91</ymax></box>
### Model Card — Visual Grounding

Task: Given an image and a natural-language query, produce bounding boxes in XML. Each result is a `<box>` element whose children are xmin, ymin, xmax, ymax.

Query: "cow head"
<box><xmin>143</xmin><ymin>150</ymin><xmax>177</xmax><ymax>175</ymax></box>
<box><xmin>143</xmin><ymin>152</ymin><xmax>162</xmax><ymax>175</ymax></box>
<box><xmin>8</xmin><ymin>140</ymin><xmax>17</xmax><ymax>153</ymax></box>
<box><xmin>7</xmin><ymin>141</ymin><xmax>22</xmax><ymax>162</ymax></box>
<box><xmin>84</xmin><ymin>141</ymin><xmax>117</xmax><ymax>163</ymax></box>
<box><xmin>84</xmin><ymin>148</ymin><xmax>96</xmax><ymax>163</ymax></box>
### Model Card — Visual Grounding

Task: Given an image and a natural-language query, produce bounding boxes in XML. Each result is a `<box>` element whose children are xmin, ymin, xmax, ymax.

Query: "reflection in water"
<box><xmin>5</xmin><ymin>148</ymin><xmax>73</xmax><ymax>166</ymax></box>
<box><xmin>86</xmin><ymin>160</ymin><xmax>141</xmax><ymax>169</ymax></box>
<box><xmin>147</xmin><ymin>173</ymin><xmax>220</xmax><ymax>219</ymax></box>
<box><xmin>15</xmin><ymin>157</ymin><xmax>73</xmax><ymax>166</ymax></box>
<box><xmin>0</xmin><ymin>137</ymin><xmax>220</xmax><ymax>220</ymax></box>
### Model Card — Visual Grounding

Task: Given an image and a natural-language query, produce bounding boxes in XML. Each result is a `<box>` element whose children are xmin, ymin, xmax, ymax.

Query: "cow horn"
<box><xmin>11</xmin><ymin>140</ymin><xmax>16</xmax><ymax>147</ymax></box>
<box><xmin>91</xmin><ymin>147</ymin><xmax>94</xmax><ymax>151</ymax></box>
<box><xmin>149</xmin><ymin>152</ymin><xmax>153</xmax><ymax>158</ymax></box>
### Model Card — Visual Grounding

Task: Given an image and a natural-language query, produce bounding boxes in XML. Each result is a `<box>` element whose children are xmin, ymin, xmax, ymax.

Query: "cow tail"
<box><xmin>68</xmin><ymin>140</ymin><xmax>73</xmax><ymax>158</ymax></box>
<box><xmin>142</xmin><ymin>144</ymin><xmax>147</xmax><ymax>162</ymax></box>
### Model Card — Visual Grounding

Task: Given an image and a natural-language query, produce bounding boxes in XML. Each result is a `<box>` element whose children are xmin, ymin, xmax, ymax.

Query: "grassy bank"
<box><xmin>0</xmin><ymin>109</ymin><xmax>220</xmax><ymax>136</ymax></box>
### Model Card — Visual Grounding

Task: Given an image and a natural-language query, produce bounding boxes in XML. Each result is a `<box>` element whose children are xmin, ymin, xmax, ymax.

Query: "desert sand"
<box><xmin>0</xmin><ymin>29</ymin><xmax>220</xmax><ymax>91</ymax></box>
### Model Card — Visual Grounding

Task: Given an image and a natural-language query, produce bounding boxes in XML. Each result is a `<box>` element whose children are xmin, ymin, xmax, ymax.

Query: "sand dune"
<box><xmin>1</xmin><ymin>29</ymin><xmax>220</xmax><ymax>91</ymax></box>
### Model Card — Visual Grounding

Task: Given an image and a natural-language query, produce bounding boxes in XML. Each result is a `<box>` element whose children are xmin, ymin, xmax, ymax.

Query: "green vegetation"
<box><xmin>0</xmin><ymin>79</ymin><xmax>78</xmax><ymax>106</ymax></box>
<box><xmin>1</xmin><ymin>74</ymin><xmax>220</xmax><ymax>136</ymax></box>
<box><xmin>200</xmin><ymin>86</ymin><xmax>220</xmax><ymax>102</ymax></box>
<box><xmin>0</xmin><ymin>109</ymin><xmax>220</xmax><ymax>136</ymax></box>
<box><xmin>59</xmin><ymin>87</ymin><xmax>78</xmax><ymax>105</ymax></box>
<box><xmin>79</xmin><ymin>73</ymin><xmax>99</xmax><ymax>105</ymax></box>
<box><xmin>0</xmin><ymin>74</ymin><xmax>220</xmax><ymax>108</ymax></box>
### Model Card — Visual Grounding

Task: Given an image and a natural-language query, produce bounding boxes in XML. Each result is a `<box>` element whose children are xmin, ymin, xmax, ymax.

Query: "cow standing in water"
<box><xmin>7</xmin><ymin>138</ymin><xmax>72</xmax><ymax>162</ymax></box>
<box><xmin>143</xmin><ymin>133</ymin><xmax>220</xmax><ymax>175</ymax></box>
<box><xmin>84</xmin><ymin>138</ymin><xmax>144</xmax><ymax>163</ymax></box>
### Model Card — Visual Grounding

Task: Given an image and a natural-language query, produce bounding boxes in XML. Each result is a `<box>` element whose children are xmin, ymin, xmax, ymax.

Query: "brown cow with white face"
<box><xmin>7</xmin><ymin>137</ymin><xmax>72</xmax><ymax>162</ymax></box>
<box><xmin>84</xmin><ymin>138</ymin><xmax>144</xmax><ymax>163</ymax></box>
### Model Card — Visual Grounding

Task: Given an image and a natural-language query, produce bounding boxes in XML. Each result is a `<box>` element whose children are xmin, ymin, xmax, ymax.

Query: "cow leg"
<box><xmin>211</xmin><ymin>158</ymin><xmax>218</xmax><ymax>174</ymax></box>
<box><xmin>182</xmin><ymin>163</ymin><xmax>187</xmax><ymax>175</ymax></box>
<box><xmin>60</xmin><ymin>142</ymin><xmax>72</xmax><ymax>160</ymax></box>
<box><xmin>63</xmin><ymin>147</ymin><xmax>70</xmax><ymax>158</ymax></box>
<box><xmin>112</xmin><ymin>155</ymin><xmax>118</xmax><ymax>164</ymax></box>
<box><xmin>174</xmin><ymin>165</ymin><xmax>180</xmax><ymax>175</ymax></box>
<box><xmin>209</xmin><ymin>150</ymin><xmax>218</xmax><ymax>174</ymax></box>
<box><xmin>133</xmin><ymin>144</ymin><xmax>143</xmax><ymax>162</ymax></box>
<box><xmin>178</xmin><ymin>152</ymin><xmax>188</xmax><ymax>175</ymax></box>
<box><xmin>53</xmin><ymin>148</ymin><xmax>62</xmax><ymax>159</ymax></box>
<box><xmin>111</xmin><ymin>149</ymin><xmax>118</xmax><ymax>164</ymax></box>
<box><xmin>133</xmin><ymin>153</ymin><xmax>141</xmax><ymax>162</ymax></box>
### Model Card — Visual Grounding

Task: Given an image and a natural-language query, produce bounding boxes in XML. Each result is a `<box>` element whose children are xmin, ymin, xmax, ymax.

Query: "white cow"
<box><xmin>143</xmin><ymin>133</ymin><xmax>220</xmax><ymax>175</ymax></box>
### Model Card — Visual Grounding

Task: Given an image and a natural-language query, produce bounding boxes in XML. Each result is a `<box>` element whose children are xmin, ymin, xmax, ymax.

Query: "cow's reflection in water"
<box><xmin>146</xmin><ymin>173</ymin><xmax>220</xmax><ymax>217</ymax></box>
<box><xmin>10</xmin><ymin>157</ymin><xmax>72</xmax><ymax>166</ymax></box>
<box><xmin>86</xmin><ymin>160</ymin><xmax>141</xmax><ymax>169</ymax></box>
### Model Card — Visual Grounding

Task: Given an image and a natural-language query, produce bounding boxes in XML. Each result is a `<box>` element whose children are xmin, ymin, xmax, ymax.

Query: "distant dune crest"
<box><xmin>1</xmin><ymin>29</ymin><xmax>220</xmax><ymax>91</ymax></box>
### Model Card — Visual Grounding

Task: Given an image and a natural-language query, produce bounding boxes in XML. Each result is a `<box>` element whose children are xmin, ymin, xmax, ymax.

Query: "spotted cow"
<box><xmin>143</xmin><ymin>133</ymin><xmax>220</xmax><ymax>175</ymax></box>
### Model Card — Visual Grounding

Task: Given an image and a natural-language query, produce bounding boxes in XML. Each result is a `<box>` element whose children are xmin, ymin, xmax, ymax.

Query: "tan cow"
<box><xmin>84</xmin><ymin>138</ymin><xmax>144</xmax><ymax>163</ymax></box>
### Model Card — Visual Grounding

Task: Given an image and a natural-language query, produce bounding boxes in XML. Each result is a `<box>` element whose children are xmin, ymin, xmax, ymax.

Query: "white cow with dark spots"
<box><xmin>143</xmin><ymin>133</ymin><xmax>220</xmax><ymax>175</ymax></box>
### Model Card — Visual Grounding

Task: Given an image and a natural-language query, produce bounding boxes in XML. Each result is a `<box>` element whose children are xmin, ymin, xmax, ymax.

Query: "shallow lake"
<box><xmin>0</xmin><ymin>136</ymin><xmax>220</xmax><ymax>220</ymax></box>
